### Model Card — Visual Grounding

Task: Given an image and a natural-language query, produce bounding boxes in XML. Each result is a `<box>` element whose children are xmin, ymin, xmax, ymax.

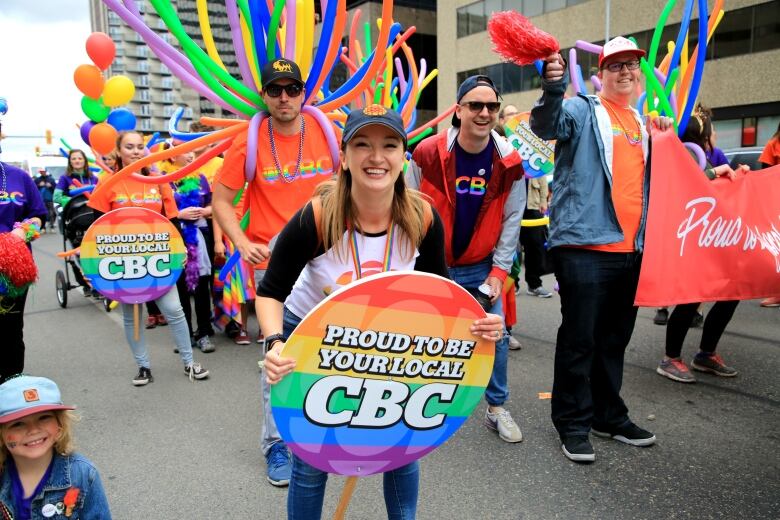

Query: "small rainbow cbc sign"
<box><xmin>80</xmin><ymin>207</ymin><xmax>185</xmax><ymax>304</ymax></box>
<box><xmin>271</xmin><ymin>271</ymin><xmax>495</xmax><ymax>476</ymax></box>
<box><xmin>505</xmin><ymin>112</ymin><xmax>555</xmax><ymax>179</ymax></box>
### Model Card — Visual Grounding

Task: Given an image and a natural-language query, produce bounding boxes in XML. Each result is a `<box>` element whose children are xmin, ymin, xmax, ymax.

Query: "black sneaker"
<box><xmin>592</xmin><ymin>422</ymin><xmax>656</xmax><ymax>447</ymax></box>
<box><xmin>132</xmin><ymin>367</ymin><xmax>153</xmax><ymax>386</ymax></box>
<box><xmin>184</xmin><ymin>363</ymin><xmax>209</xmax><ymax>381</ymax></box>
<box><xmin>653</xmin><ymin>308</ymin><xmax>669</xmax><ymax>325</ymax></box>
<box><xmin>691</xmin><ymin>311</ymin><xmax>704</xmax><ymax>328</ymax></box>
<box><xmin>561</xmin><ymin>436</ymin><xmax>595</xmax><ymax>463</ymax></box>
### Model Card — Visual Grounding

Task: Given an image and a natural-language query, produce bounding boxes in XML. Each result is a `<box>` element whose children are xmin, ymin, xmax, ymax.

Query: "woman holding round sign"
<box><xmin>88</xmin><ymin>131</ymin><xmax>209</xmax><ymax>386</ymax></box>
<box><xmin>258</xmin><ymin>106</ymin><xmax>504</xmax><ymax>519</ymax></box>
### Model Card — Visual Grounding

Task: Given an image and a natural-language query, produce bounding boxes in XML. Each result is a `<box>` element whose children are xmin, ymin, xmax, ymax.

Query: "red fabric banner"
<box><xmin>635</xmin><ymin>131</ymin><xmax>780</xmax><ymax>306</ymax></box>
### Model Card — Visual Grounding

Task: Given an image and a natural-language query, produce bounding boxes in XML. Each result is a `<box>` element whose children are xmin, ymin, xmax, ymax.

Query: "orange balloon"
<box><xmin>86</xmin><ymin>32</ymin><xmax>115</xmax><ymax>70</ymax></box>
<box><xmin>89</xmin><ymin>123</ymin><xmax>118</xmax><ymax>156</ymax></box>
<box><xmin>73</xmin><ymin>64</ymin><xmax>104</xmax><ymax>100</ymax></box>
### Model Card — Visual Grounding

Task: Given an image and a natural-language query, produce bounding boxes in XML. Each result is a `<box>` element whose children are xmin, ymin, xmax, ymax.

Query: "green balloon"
<box><xmin>81</xmin><ymin>96</ymin><xmax>110</xmax><ymax>123</ymax></box>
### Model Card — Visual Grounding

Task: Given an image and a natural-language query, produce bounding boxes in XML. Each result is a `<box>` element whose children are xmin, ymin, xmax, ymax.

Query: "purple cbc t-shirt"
<box><xmin>0</xmin><ymin>162</ymin><xmax>47</xmax><ymax>233</ymax></box>
<box><xmin>452</xmin><ymin>139</ymin><xmax>494</xmax><ymax>260</ymax></box>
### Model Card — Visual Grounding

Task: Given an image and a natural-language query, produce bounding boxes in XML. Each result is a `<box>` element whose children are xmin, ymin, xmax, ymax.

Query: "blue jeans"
<box><xmin>448</xmin><ymin>259</ymin><xmax>509</xmax><ymax>407</ymax></box>
<box><xmin>550</xmin><ymin>248</ymin><xmax>641</xmax><ymax>438</ymax></box>
<box><xmin>121</xmin><ymin>286</ymin><xmax>194</xmax><ymax>367</ymax></box>
<box><xmin>288</xmin><ymin>453</ymin><xmax>419</xmax><ymax>520</ymax></box>
<box><xmin>281</xmin><ymin>307</ymin><xmax>419</xmax><ymax>519</ymax></box>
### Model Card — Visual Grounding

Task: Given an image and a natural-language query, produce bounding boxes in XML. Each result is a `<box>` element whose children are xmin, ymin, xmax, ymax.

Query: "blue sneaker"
<box><xmin>266</xmin><ymin>443</ymin><xmax>291</xmax><ymax>487</ymax></box>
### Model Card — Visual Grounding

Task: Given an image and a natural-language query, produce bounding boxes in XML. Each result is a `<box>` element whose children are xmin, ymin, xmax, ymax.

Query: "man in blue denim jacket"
<box><xmin>530</xmin><ymin>37</ymin><xmax>674</xmax><ymax>463</ymax></box>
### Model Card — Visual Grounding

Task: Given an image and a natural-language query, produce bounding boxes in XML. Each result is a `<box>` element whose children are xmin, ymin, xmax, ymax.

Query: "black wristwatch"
<box><xmin>264</xmin><ymin>333</ymin><xmax>286</xmax><ymax>351</ymax></box>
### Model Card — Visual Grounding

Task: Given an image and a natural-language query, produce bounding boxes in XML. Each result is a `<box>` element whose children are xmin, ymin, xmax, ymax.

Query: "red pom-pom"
<box><xmin>487</xmin><ymin>11</ymin><xmax>559</xmax><ymax>66</ymax></box>
<box><xmin>0</xmin><ymin>233</ymin><xmax>38</xmax><ymax>286</ymax></box>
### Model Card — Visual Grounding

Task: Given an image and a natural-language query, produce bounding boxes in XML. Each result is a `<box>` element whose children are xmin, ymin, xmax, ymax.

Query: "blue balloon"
<box><xmin>0</xmin><ymin>97</ymin><xmax>7</xmax><ymax>116</ymax></box>
<box><xmin>107</xmin><ymin>108</ymin><xmax>136</xmax><ymax>131</ymax></box>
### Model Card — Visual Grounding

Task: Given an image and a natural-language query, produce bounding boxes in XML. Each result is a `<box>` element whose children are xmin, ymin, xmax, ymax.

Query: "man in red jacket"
<box><xmin>406</xmin><ymin>75</ymin><xmax>526</xmax><ymax>443</ymax></box>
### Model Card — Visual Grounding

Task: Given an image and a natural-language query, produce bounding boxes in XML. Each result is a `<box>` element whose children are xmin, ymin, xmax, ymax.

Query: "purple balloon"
<box><xmin>80</xmin><ymin>120</ymin><xmax>96</xmax><ymax>146</ymax></box>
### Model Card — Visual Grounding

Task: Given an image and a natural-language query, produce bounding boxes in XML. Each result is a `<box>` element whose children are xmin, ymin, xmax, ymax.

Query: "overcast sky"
<box><xmin>0</xmin><ymin>0</ymin><xmax>92</xmax><ymax>157</ymax></box>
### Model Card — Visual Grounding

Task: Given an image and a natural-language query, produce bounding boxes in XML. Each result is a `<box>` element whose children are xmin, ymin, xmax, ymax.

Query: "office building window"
<box><xmin>712</xmin><ymin>7</ymin><xmax>752</xmax><ymax>59</ymax></box>
<box><xmin>753</xmin><ymin>2</ymin><xmax>780</xmax><ymax>53</ymax></box>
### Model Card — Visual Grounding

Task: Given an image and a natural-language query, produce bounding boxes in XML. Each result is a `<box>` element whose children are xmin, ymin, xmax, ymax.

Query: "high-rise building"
<box><xmin>438</xmin><ymin>0</ymin><xmax>780</xmax><ymax>148</ymax></box>
<box><xmin>89</xmin><ymin>0</ymin><xmax>239</xmax><ymax>134</ymax></box>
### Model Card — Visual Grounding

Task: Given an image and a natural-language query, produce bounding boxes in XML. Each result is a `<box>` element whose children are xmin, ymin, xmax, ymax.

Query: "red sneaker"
<box><xmin>145</xmin><ymin>316</ymin><xmax>157</xmax><ymax>329</ymax></box>
<box><xmin>256</xmin><ymin>331</ymin><xmax>265</xmax><ymax>345</ymax></box>
<box><xmin>234</xmin><ymin>329</ymin><xmax>251</xmax><ymax>345</ymax></box>
<box><xmin>760</xmin><ymin>297</ymin><xmax>780</xmax><ymax>308</ymax></box>
<box><xmin>156</xmin><ymin>314</ymin><xmax>168</xmax><ymax>326</ymax></box>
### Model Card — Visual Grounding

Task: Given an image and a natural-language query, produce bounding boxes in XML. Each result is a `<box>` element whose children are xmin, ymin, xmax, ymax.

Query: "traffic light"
<box><xmin>45</xmin><ymin>129</ymin><xmax>52</xmax><ymax>145</ymax></box>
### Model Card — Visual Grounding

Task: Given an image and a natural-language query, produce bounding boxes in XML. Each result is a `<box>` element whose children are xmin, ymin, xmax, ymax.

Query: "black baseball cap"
<box><xmin>261</xmin><ymin>58</ymin><xmax>303</xmax><ymax>88</ymax></box>
<box><xmin>341</xmin><ymin>104</ymin><xmax>407</xmax><ymax>150</ymax></box>
<box><xmin>452</xmin><ymin>75</ymin><xmax>502</xmax><ymax>127</ymax></box>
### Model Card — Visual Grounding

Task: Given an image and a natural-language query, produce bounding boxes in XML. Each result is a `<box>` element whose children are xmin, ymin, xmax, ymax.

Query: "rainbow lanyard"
<box><xmin>349</xmin><ymin>222</ymin><xmax>395</xmax><ymax>279</ymax></box>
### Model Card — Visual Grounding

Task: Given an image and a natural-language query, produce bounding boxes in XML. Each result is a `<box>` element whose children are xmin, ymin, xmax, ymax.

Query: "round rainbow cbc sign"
<box><xmin>271</xmin><ymin>271</ymin><xmax>495</xmax><ymax>476</ymax></box>
<box><xmin>80</xmin><ymin>207</ymin><xmax>185</xmax><ymax>304</ymax></box>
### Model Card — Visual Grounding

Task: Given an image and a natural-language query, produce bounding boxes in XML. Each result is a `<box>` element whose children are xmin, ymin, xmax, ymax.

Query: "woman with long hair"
<box><xmin>258</xmin><ymin>106</ymin><xmax>503</xmax><ymax>518</ymax></box>
<box><xmin>53</xmin><ymin>149</ymin><xmax>99</xmax><ymax>206</ymax></box>
<box><xmin>88</xmin><ymin>131</ymin><xmax>210</xmax><ymax>386</ymax></box>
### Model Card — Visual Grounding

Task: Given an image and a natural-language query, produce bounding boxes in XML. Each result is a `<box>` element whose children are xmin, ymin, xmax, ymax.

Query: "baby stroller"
<box><xmin>54</xmin><ymin>193</ymin><xmax>111</xmax><ymax>311</ymax></box>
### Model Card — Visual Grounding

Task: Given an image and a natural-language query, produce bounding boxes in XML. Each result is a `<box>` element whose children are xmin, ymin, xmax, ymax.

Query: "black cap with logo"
<box><xmin>261</xmin><ymin>58</ymin><xmax>303</xmax><ymax>87</ymax></box>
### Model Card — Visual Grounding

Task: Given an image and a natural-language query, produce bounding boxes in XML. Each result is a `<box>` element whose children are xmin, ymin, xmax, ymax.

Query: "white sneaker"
<box><xmin>508</xmin><ymin>336</ymin><xmax>522</xmax><ymax>350</ymax></box>
<box><xmin>485</xmin><ymin>407</ymin><xmax>523</xmax><ymax>443</ymax></box>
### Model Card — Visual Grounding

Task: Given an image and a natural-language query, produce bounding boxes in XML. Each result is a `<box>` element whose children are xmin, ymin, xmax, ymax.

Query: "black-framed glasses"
<box><xmin>603</xmin><ymin>60</ymin><xmax>640</xmax><ymax>73</ymax></box>
<box><xmin>264</xmin><ymin>83</ymin><xmax>303</xmax><ymax>98</ymax></box>
<box><xmin>461</xmin><ymin>101</ymin><xmax>501</xmax><ymax>114</ymax></box>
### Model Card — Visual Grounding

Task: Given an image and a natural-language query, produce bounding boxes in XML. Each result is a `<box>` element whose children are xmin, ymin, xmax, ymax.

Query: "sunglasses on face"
<box><xmin>264</xmin><ymin>83</ymin><xmax>303</xmax><ymax>98</ymax></box>
<box><xmin>460</xmin><ymin>101</ymin><xmax>501</xmax><ymax>114</ymax></box>
<box><xmin>603</xmin><ymin>60</ymin><xmax>640</xmax><ymax>73</ymax></box>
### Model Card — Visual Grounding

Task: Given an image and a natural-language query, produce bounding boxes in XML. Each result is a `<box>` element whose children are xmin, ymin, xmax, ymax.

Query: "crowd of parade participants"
<box><xmin>2</xmin><ymin>37</ymin><xmax>779</xmax><ymax>518</ymax></box>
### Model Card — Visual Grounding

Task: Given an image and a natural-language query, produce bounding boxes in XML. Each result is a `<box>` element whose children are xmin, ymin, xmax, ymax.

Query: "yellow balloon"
<box><xmin>102</xmin><ymin>75</ymin><xmax>135</xmax><ymax>107</ymax></box>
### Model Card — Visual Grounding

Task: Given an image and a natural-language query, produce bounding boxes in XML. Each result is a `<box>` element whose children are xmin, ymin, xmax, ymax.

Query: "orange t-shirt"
<box><xmin>758</xmin><ymin>137</ymin><xmax>780</xmax><ymax>167</ymax></box>
<box><xmin>218</xmin><ymin>113</ymin><xmax>335</xmax><ymax>267</ymax></box>
<box><xmin>88</xmin><ymin>172</ymin><xmax>179</xmax><ymax>217</ymax></box>
<box><xmin>587</xmin><ymin>103</ymin><xmax>645</xmax><ymax>253</ymax></box>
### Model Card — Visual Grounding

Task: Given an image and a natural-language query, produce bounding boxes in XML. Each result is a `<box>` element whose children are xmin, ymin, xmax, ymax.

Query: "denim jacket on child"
<box><xmin>0</xmin><ymin>453</ymin><xmax>111</xmax><ymax>520</ymax></box>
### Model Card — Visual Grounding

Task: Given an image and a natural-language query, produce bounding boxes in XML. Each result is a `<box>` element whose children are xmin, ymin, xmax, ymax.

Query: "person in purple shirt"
<box><xmin>53</xmin><ymin>149</ymin><xmax>99</xmax><ymax>207</ymax></box>
<box><xmin>0</xmin><ymin>161</ymin><xmax>47</xmax><ymax>383</ymax></box>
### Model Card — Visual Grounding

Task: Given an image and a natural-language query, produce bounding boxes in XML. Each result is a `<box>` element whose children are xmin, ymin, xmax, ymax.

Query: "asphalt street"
<box><xmin>18</xmin><ymin>232</ymin><xmax>779</xmax><ymax>519</ymax></box>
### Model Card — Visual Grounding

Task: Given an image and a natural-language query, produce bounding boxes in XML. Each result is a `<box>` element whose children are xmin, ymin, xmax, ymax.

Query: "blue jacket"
<box><xmin>530</xmin><ymin>70</ymin><xmax>651</xmax><ymax>251</ymax></box>
<box><xmin>0</xmin><ymin>453</ymin><xmax>111</xmax><ymax>520</ymax></box>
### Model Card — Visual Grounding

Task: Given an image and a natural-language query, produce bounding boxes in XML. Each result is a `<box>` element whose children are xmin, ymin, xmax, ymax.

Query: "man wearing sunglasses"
<box><xmin>213</xmin><ymin>58</ymin><xmax>334</xmax><ymax>487</ymax></box>
<box><xmin>531</xmin><ymin>37</ymin><xmax>674</xmax><ymax>464</ymax></box>
<box><xmin>407</xmin><ymin>75</ymin><xmax>526</xmax><ymax>444</ymax></box>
